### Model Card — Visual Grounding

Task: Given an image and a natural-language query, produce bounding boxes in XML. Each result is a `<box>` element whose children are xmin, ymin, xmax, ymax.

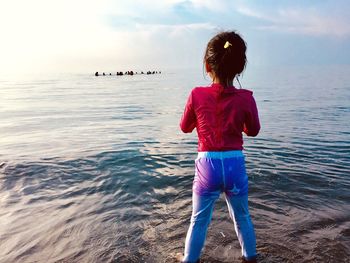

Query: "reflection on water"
<box><xmin>0</xmin><ymin>66</ymin><xmax>349</xmax><ymax>262</ymax></box>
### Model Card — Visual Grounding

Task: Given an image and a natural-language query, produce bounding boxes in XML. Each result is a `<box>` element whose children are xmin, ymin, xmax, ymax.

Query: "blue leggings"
<box><xmin>183</xmin><ymin>151</ymin><xmax>256</xmax><ymax>262</ymax></box>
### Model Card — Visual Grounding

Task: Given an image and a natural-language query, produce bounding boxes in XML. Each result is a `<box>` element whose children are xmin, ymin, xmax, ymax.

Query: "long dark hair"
<box><xmin>204</xmin><ymin>31</ymin><xmax>247</xmax><ymax>86</ymax></box>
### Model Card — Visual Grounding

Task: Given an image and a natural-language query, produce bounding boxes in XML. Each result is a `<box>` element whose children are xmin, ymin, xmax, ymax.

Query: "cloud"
<box><xmin>0</xmin><ymin>0</ymin><xmax>219</xmax><ymax>74</ymax></box>
<box><xmin>237</xmin><ymin>5</ymin><xmax>350</xmax><ymax>37</ymax></box>
<box><xmin>0</xmin><ymin>0</ymin><xmax>222</xmax><ymax>74</ymax></box>
<box><xmin>190</xmin><ymin>0</ymin><xmax>231</xmax><ymax>12</ymax></box>
<box><xmin>134</xmin><ymin>22</ymin><xmax>216</xmax><ymax>36</ymax></box>
<box><xmin>1</xmin><ymin>0</ymin><xmax>349</xmax><ymax>75</ymax></box>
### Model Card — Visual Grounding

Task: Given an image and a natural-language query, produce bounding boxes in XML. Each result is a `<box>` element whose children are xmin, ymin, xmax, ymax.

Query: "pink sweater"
<box><xmin>180</xmin><ymin>83</ymin><xmax>260</xmax><ymax>151</ymax></box>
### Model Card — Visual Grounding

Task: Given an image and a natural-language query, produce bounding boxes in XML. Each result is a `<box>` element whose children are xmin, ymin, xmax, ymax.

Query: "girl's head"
<box><xmin>204</xmin><ymin>31</ymin><xmax>247</xmax><ymax>86</ymax></box>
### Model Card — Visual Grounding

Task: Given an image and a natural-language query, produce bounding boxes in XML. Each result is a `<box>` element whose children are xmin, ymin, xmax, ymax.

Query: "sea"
<box><xmin>0</xmin><ymin>65</ymin><xmax>349</xmax><ymax>263</ymax></box>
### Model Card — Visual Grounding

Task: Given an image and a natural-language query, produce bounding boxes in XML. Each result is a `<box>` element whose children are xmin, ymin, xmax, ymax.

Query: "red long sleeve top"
<box><xmin>180</xmin><ymin>83</ymin><xmax>260</xmax><ymax>151</ymax></box>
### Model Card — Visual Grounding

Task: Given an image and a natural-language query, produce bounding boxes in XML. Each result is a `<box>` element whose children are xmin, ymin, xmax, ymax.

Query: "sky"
<box><xmin>0</xmin><ymin>0</ymin><xmax>350</xmax><ymax>75</ymax></box>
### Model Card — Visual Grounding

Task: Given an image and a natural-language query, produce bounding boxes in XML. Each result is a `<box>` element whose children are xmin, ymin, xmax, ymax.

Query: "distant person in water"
<box><xmin>96</xmin><ymin>70</ymin><xmax>161</xmax><ymax>76</ymax></box>
<box><xmin>179</xmin><ymin>31</ymin><xmax>260</xmax><ymax>263</ymax></box>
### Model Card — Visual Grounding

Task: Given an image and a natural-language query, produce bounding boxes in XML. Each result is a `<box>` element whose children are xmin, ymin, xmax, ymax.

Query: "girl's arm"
<box><xmin>180</xmin><ymin>91</ymin><xmax>196</xmax><ymax>133</ymax></box>
<box><xmin>243</xmin><ymin>95</ymin><xmax>260</xmax><ymax>137</ymax></box>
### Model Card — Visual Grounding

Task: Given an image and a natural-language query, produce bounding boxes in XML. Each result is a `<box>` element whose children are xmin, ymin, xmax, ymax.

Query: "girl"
<box><xmin>179</xmin><ymin>31</ymin><xmax>260</xmax><ymax>263</ymax></box>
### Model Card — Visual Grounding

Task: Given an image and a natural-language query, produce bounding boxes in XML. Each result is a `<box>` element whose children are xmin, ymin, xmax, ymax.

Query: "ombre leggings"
<box><xmin>183</xmin><ymin>151</ymin><xmax>257</xmax><ymax>263</ymax></box>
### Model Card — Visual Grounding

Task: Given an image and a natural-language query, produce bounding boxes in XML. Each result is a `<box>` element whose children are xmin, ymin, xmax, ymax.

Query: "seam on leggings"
<box><xmin>221</xmin><ymin>156</ymin><xmax>226</xmax><ymax>189</ymax></box>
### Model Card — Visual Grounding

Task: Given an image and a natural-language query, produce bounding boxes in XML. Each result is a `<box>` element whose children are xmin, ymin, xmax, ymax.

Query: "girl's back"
<box><xmin>181</xmin><ymin>83</ymin><xmax>260</xmax><ymax>151</ymax></box>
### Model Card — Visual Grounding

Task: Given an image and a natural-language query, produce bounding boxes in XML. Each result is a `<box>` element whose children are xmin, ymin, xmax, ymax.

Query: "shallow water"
<box><xmin>0</xmin><ymin>66</ymin><xmax>349</xmax><ymax>262</ymax></box>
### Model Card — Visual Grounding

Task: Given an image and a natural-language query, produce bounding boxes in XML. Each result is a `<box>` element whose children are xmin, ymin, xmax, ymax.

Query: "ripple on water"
<box><xmin>0</xmin><ymin>68</ymin><xmax>350</xmax><ymax>262</ymax></box>
<box><xmin>0</xmin><ymin>146</ymin><xmax>349</xmax><ymax>262</ymax></box>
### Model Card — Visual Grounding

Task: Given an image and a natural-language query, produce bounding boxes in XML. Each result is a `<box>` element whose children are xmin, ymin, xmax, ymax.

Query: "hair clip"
<box><xmin>224</xmin><ymin>41</ymin><xmax>232</xmax><ymax>49</ymax></box>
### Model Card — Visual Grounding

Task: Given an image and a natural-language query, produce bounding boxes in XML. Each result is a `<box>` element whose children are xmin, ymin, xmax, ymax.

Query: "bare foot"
<box><xmin>175</xmin><ymin>252</ymin><xmax>183</xmax><ymax>262</ymax></box>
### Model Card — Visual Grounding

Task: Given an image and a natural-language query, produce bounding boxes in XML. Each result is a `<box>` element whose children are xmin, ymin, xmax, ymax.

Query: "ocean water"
<box><xmin>0</xmin><ymin>66</ymin><xmax>349</xmax><ymax>263</ymax></box>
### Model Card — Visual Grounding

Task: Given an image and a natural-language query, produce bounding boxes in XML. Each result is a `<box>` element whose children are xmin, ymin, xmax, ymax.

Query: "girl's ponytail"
<box><xmin>204</xmin><ymin>31</ymin><xmax>247</xmax><ymax>87</ymax></box>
